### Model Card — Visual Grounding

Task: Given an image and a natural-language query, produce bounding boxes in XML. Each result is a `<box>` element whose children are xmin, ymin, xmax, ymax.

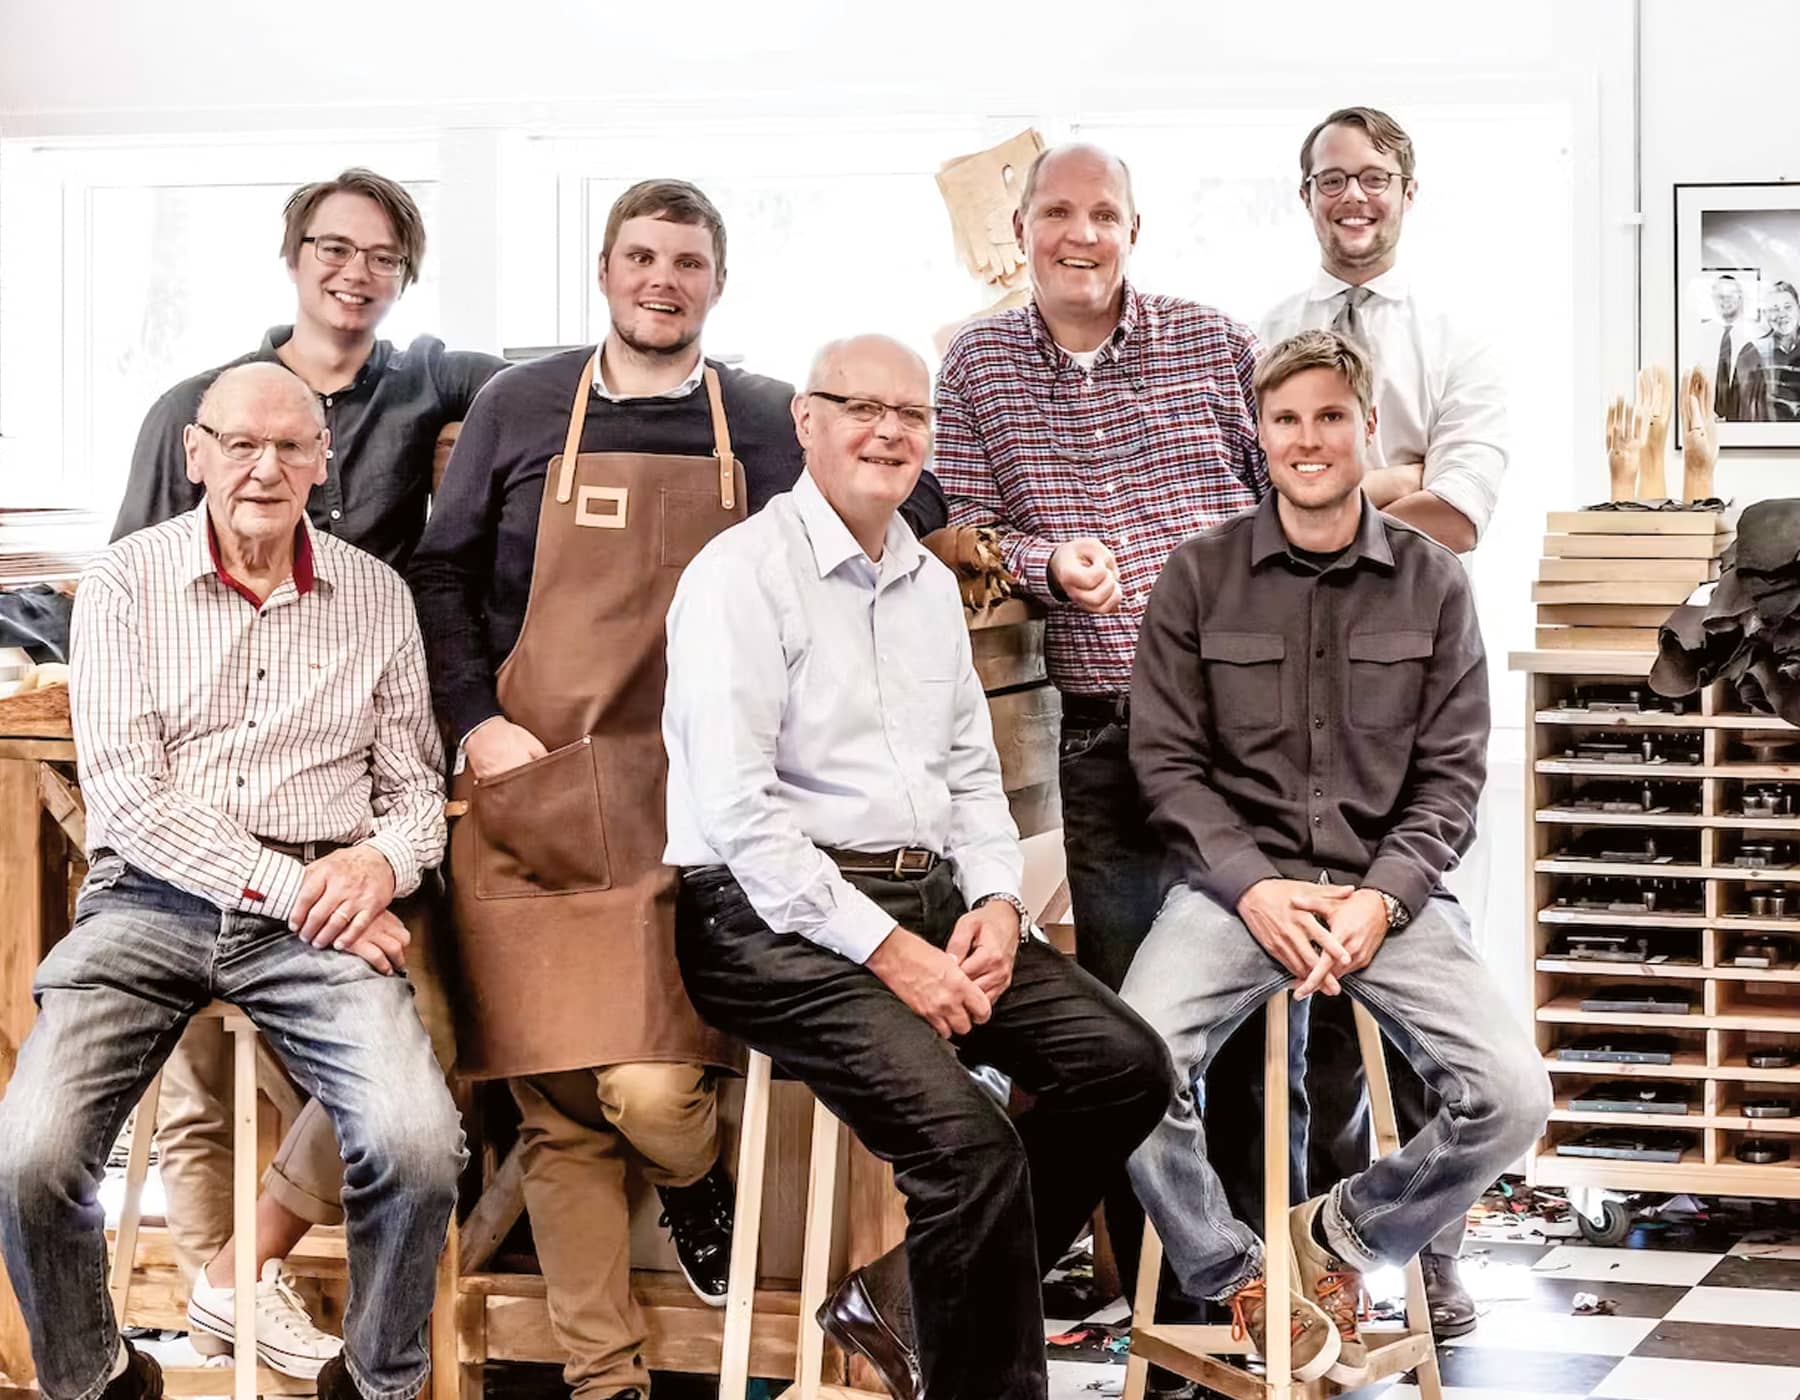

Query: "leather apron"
<box><xmin>446</xmin><ymin>358</ymin><xmax>745</xmax><ymax>1079</ymax></box>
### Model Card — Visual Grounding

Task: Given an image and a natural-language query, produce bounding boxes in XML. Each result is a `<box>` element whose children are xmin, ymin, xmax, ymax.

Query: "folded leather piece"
<box><xmin>1651</xmin><ymin>498</ymin><xmax>1800</xmax><ymax>720</ymax></box>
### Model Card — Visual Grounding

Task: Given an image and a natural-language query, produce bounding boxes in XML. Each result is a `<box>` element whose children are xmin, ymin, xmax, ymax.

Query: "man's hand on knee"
<box><xmin>1236</xmin><ymin>879</ymin><xmax>1352</xmax><ymax>997</ymax></box>
<box><xmin>947</xmin><ymin>902</ymin><xmax>1020</xmax><ymax>1004</ymax></box>
<box><xmin>332</xmin><ymin>908</ymin><xmax>411</xmax><ymax>975</ymax></box>
<box><xmin>866</xmin><ymin>926</ymin><xmax>993</xmax><ymax>1039</ymax></box>
<box><xmin>292</xmin><ymin>846</ymin><xmax>398</xmax><ymax>948</ymax></box>
<box><xmin>1323</xmin><ymin>888</ymin><xmax>1392</xmax><ymax>974</ymax></box>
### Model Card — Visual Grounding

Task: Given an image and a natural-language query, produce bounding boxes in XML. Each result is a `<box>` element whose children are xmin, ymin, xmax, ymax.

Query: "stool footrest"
<box><xmin>770</xmin><ymin>1388</ymin><xmax>886</xmax><ymax>1400</ymax></box>
<box><xmin>157</xmin><ymin>1365</ymin><xmax>315</xmax><ymax>1396</ymax></box>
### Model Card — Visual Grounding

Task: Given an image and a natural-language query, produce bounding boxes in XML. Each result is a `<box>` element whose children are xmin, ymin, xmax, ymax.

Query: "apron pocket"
<box><xmin>661</xmin><ymin>487</ymin><xmax>728</xmax><ymax>568</ymax></box>
<box><xmin>472</xmin><ymin>737</ymin><xmax>614</xmax><ymax>898</ymax></box>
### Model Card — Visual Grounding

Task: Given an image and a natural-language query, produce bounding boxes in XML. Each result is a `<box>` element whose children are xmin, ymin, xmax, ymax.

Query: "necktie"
<box><xmin>1333</xmin><ymin>286</ymin><xmax>1377</xmax><ymax>382</ymax></box>
<box><xmin>1717</xmin><ymin>327</ymin><xmax>1735</xmax><ymax>397</ymax></box>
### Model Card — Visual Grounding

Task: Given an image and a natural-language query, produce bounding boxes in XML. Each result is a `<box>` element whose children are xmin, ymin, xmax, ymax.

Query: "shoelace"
<box><xmin>1315</xmin><ymin>1267</ymin><xmax>1364</xmax><ymax>1340</ymax></box>
<box><xmin>260</xmin><ymin>1271</ymin><xmax>331</xmax><ymax>1343</ymax></box>
<box><xmin>1227</xmin><ymin>1279</ymin><xmax>1312</xmax><ymax>1346</ymax></box>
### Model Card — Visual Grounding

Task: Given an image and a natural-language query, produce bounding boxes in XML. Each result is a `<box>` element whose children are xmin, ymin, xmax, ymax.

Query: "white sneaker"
<box><xmin>187</xmin><ymin>1260</ymin><xmax>344</xmax><ymax>1379</ymax></box>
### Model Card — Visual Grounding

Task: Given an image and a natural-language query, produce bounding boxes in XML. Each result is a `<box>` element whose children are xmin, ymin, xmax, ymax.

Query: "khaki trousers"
<box><xmin>154</xmin><ymin>888</ymin><xmax>460</xmax><ymax>1284</ymax></box>
<box><xmin>510</xmin><ymin>1063</ymin><xmax>718</xmax><ymax>1399</ymax></box>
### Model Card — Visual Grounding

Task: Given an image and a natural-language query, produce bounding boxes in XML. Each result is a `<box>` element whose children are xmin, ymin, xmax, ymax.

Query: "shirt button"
<box><xmin>1313</xmin><ymin>814</ymin><xmax>1323</xmax><ymax>825</ymax></box>
<box><xmin>247</xmin><ymin>719</ymin><xmax>256</xmax><ymax>729</ymax></box>
<box><xmin>256</xmin><ymin>668</ymin><xmax>266</xmax><ymax>680</ymax></box>
<box><xmin>236</xmin><ymin>776</ymin><xmax>246</xmax><ymax>788</ymax></box>
<box><xmin>1315</xmin><ymin>647</ymin><xmax>1325</xmax><ymax>659</ymax></box>
<box><xmin>324</xmin><ymin>396</ymin><xmax>333</xmax><ymax>407</ymax></box>
<box><xmin>1314</xmin><ymin>788</ymin><xmax>1323</xmax><ymax>798</ymax></box>
<box><xmin>1095</xmin><ymin>429</ymin><xmax>1105</xmax><ymax>441</ymax></box>
<box><xmin>330</xmin><ymin>509</ymin><xmax>342</xmax><ymax>520</ymax></box>
<box><xmin>1313</xmin><ymin>716</ymin><xmax>1324</xmax><ymax>729</ymax></box>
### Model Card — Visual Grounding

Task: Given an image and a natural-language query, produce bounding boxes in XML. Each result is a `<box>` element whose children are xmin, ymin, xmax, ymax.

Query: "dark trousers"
<box><xmin>676</xmin><ymin>861</ymin><xmax>1171</xmax><ymax>1400</ymax></box>
<box><xmin>1056</xmin><ymin>708</ymin><xmax>1168</xmax><ymax>1294</ymax></box>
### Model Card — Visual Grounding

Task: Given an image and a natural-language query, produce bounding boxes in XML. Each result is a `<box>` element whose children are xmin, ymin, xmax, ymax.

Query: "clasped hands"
<box><xmin>866</xmin><ymin>900</ymin><xmax>1023</xmax><ymax>1038</ymax></box>
<box><xmin>1235</xmin><ymin>878</ymin><xmax>1392</xmax><ymax>999</ymax></box>
<box><xmin>290</xmin><ymin>845</ymin><xmax>409</xmax><ymax>975</ymax></box>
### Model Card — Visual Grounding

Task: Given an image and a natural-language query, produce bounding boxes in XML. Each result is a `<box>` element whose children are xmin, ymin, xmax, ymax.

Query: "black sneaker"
<box><xmin>656</xmin><ymin>1157</ymin><xmax>734</xmax><ymax>1306</ymax></box>
<box><xmin>315</xmin><ymin>1352</ymin><xmax>360</xmax><ymax>1400</ymax></box>
<box><xmin>1419</xmin><ymin>1251</ymin><xmax>1477</xmax><ymax>1339</ymax></box>
<box><xmin>101</xmin><ymin>1339</ymin><xmax>163</xmax><ymax>1400</ymax></box>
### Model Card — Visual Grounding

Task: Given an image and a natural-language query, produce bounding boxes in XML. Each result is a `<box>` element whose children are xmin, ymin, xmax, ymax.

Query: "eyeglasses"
<box><xmin>1306</xmin><ymin>167</ymin><xmax>1407</xmax><ymax>198</ymax></box>
<box><xmin>301</xmin><ymin>235</ymin><xmax>408</xmax><ymax>279</ymax></box>
<box><xmin>195</xmin><ymin>422</ymin><xmax>323</xmax><ymax>467</ymax></box>
<box><xmin>807</xmin><ymin>391</ymin><xmax>934</xmax><ymax>433</ymax></box>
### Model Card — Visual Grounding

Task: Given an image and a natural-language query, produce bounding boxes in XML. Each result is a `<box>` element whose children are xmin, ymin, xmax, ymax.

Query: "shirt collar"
<box><xmin>1306</xmin><ymin>263</ymin><xmax>1411</xmax><ymax>306</ymax></box>
<box><xmin>1249</xmin><ymin>492</ymin><xmax>1395</xmax><ymax>573</ymax></box>
<box><xmin>1028</xmin><ymin>281</ymin><xmax>1141</xmax><ymax>368</ymax></box>
<box><xmin>252</xmin><ymin>325</ymin><xmax>390</xmax><ymax>393</ymax></box>
<box><xmin>186</xmin><ymin>503</ymin><xmax>326</xmax><ymax>605</ymax></box>
<box><xmin>792</xmin><ymin>469</ymin><xmax>926</xmax><ymax>584</ymax></box>
<box><xmin>590</xmin><ymin>345</ymin><xmax>707</xmax><ymax>402</ymax></box>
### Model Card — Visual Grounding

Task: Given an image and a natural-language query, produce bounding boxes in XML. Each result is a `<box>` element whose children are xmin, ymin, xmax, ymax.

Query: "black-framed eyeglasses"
<box><xmin>1306</xmin><ymin>167</ymin><xmax>1407</xmax><ymax>198</ymax></box>
<box><xmin>195</xmin><ymin>422</ymin><xmax>323</xmax><ymax>467</ymax></box>
<box><xmin>807</xmin><ymin>391</ymin><xmax>934</xmax><ymax>433</ymax></box>
<box><xmin>301</xmin><ymin>235</ymin><xmax>408</xmax><ymax>279</ymax></box>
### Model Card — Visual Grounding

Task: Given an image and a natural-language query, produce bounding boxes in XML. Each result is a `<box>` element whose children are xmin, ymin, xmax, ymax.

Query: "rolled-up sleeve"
<box><xmin>1421</xmin><ymin>338</ymin><xmax>1507</xmax><ymax>543</ymax></box>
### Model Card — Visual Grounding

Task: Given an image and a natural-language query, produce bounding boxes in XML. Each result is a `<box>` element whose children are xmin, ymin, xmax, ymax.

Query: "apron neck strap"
<box><xmin>702</xmin><ymin>366</ymin><xmax>737</xmax><ymax>511</ymax></box>
<box><xmin>554</xmin><ymin>354</ymin><xmax>598</xmax><ymax>505</ymax></box>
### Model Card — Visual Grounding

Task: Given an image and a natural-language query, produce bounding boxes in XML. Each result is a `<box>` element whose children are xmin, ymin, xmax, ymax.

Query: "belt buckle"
<box><xmin>893</xmin><ymin>849</ymin><xmax>909</xmax><ymax>879</ymax></box>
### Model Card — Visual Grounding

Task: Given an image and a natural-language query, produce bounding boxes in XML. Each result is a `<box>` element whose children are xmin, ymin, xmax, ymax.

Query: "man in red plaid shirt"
<box><xmin>935</xmin><ymin>142</ymin><xmax>1267</xmax><ymax>995</ymax></box>
<box><xmin>933</xmin><ymin>148</ymin><xmax>1266</xmax><ymax>1380</ymax></box>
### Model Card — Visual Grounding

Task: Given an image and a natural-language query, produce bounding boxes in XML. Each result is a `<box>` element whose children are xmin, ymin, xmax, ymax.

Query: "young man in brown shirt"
<box><xmin>1121</xmin><ymin>330</ymin><xmax>1548</xmax><ymax>1387</ymax></box>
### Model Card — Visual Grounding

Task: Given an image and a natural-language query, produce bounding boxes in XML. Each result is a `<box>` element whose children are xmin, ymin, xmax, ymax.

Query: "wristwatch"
<box><xmin>975</xmin><ymin>892</ymin><xmax>1038</xmax><ymax>943</ymax></box>
<box><xmin>1371</xmin><ymin>889</ymin><xmax>1410</xmax><ymax>931</ymax></box>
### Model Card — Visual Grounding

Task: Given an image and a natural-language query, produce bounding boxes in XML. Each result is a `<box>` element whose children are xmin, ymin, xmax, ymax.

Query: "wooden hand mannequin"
<box><xmin>1680</xmin><ymin>365</ymin><xmax>1720</xmax><ymax>501</ymax></box>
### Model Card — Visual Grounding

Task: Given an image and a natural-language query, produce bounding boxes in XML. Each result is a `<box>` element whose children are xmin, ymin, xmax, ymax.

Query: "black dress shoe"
<box><xmin>315</xmin><ymin>1353</ymin><xmax>359</xmax><ymax>1400</ymax></box>
<box><xmin>817</xmin><ymin>1266</ymin><xmax>922</xmax><ymax>1400</ymax></box>
<box><xmin>656</xmin><ymin>1157</ymin><xmax>734</xmax><ymax>1306</ymax></box>
<box><xmin>1420</xmin><ymin>1251</ymin><xmax>1477</xmax><ymax>1339</ymax></box>
<box><xmin>101</xmin><ymin>1340</ymin><xmax>163</xmax><ymax>1400</ymax></box>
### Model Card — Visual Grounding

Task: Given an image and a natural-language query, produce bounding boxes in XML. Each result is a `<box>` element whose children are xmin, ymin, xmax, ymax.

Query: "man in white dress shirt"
<box><xmin>663</xmin><ymin>334</ymin><xmax>1171</xmax><ymax>1400</ymax></box>
<box><xmin>1241</xmin><ymin>104</ymin><xmax>1510</xmax><ymax>1338</ymax></box>
<box><xmin>0</xmin><ymin>363</ymin><xmax>462</xmax><ymax>1400</ymax></box>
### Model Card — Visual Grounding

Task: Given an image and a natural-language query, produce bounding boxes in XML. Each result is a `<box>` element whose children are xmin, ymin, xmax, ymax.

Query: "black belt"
<box><xmin>823</xmin><ymin>847</ymin><xmax>941</xmax><ymax>880</ymax></box>
<box><xmin>1062</xmin><ymin>692</ymin><xmax>1130</xmax><ymax>727</ymax></box>
<box><xmin>257</xmin><ymin>837</ymin><xmax>349</xmax><ymax>863</ymax></box>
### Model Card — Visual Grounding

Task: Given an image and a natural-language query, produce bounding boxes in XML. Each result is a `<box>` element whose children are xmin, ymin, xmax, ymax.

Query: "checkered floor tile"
<box><xmin>1049</xmin><ymin>1218</ymin><xmax>1800</xmax><ymax>1400</ymax></box>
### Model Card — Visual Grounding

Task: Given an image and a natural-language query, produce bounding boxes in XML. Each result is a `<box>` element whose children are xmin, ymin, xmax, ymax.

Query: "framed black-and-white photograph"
<box><xmin>1676</xmin><ymin>181</ymin><xmax>1800</xmax><ymax>447</ymax></box>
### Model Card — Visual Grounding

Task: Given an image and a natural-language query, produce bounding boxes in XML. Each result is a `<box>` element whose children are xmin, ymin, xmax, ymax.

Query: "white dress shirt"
<box><xmin>1261</xmin><ymin>265</ymin><xmax>1508</xmax><ymax>543</ymax></box>
<box><xmin>663</xmin><ymin>469</ymin><xmax>1022</xmax><ymax>965</ymax></box>
<box><xmin>71</xmin><ymin>505</ymin><xmax>447</xmax><ymax>921</ymax></box>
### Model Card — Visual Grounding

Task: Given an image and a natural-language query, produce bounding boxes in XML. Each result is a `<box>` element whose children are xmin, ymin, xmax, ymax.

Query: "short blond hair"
<box><xmin>1254</xmin><ymin>329</ymin><xmax>1374</xmax><ymax>418</ymax></box>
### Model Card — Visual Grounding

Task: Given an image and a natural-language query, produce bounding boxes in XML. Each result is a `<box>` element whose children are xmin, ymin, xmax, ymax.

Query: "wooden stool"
<box><xmin>1124</xmin><ymin>994</ymin><xmax>1446</xmax><ymax>1400</ymax></box>
<box><xmin>111</xmin><ymin>1001</ymin><xmax>308</xmax><ymax>1398</ymax></box>
<box><xmin>719</xmin><ymin>1050</ymin><xmax>885</xmax><ymax>1400</ymax></box>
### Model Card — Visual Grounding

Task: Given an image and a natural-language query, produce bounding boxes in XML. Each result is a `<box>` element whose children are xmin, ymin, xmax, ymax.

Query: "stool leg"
<box><xmin>793</xmin><ymin>1095</ymin><xmax>842</xmax><ymax>1400</ymax></box>
<box><xmin>230</xmin><ymin>1015</ymin><xmax>258</xmax><ymax>1400</ymax></box>
<box><xmin>1122</xmin><ymin>1219</ymin><xmax>1164</xmax><ymax>1400</ymax></box>
<box><xmin>719</xmin><ymin>1051</ymin><xmax>773</xmax><ymax>1400</ymax></box>
<box><xmin>1264</xmin><ymin>992</ymin><xmax>1292</xmax><ymax>1400</ymax></box>
<box><xmin>431</xmin><ymin>1213</ymin><xmax>459</xmax><ymax>1400</ymax></box>
<box><xmin>1353</xmin><ymin>1002</ymin><xmax>1444</xmax><ymax>1400</ymax></box>
<box><xmin>109</xmin><ymin>1073</ymin><xmax>164</xmax><ymax>1328</ymax></box>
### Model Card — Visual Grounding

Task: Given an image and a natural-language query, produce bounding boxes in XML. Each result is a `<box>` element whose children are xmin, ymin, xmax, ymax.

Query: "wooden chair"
<box><xmin>719</xmin><ymin>1052</ymin><xmax>886</xmax><ymax>1400</ymax></box>
<box><xmin>1123</xmin><ymin>994</ymin><xmax>1446</xmax><ymax>1400</ymax></box>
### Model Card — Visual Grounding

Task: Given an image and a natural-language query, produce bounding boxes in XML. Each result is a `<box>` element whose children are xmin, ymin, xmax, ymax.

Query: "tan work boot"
<box><xmin>1225</xmin><ymin>1251</ymin><xmax>1340</xmax><ymax>1384</ymax></box>
<box><xmin>1290</xmin><ymin>1196</ymin><xmax>1371</xmax><ymax>1386</ymax></box>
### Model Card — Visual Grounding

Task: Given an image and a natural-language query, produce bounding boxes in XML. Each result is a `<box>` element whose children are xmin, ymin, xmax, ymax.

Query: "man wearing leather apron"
<box><xmin>407</xmin><ymin>181</ymin><xmax>946</xmax><ymax>1400</ymax></box>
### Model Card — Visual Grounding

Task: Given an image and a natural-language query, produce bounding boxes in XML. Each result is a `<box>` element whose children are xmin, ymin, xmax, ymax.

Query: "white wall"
<box><xmin>1640</xmin><ymin>0</ymin><xmax>1800</xmax><ymax>501</ymax></box>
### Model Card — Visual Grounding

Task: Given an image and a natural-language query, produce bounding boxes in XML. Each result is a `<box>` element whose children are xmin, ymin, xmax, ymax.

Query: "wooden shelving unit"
<box><xmin>1510</xmin><ymin>649</ymin><xmax>1800</xmax><ymax>1199</ymax></box>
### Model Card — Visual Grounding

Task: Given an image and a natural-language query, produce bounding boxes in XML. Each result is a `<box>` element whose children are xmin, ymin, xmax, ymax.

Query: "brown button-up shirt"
<box><xmin>1129</xmin><ymin>493</ymin><xmax>1488</xmax><ymax>917</ymax></box>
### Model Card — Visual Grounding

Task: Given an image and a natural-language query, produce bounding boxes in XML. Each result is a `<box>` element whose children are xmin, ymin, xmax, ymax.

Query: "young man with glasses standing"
<box><xmin>408</xmin><ymin>184</ymin><xmax>946</xmax><ymax>1400</ymax></box>
<box><xmin>1227</xmin><ymin>106</ymin><xmax>1510</xmax><ymax>1339</ymax></box>
<box><xmin>109</xmin><ymin>168</ymin><xmax>505</xmax><ymax>1378</ymax></box>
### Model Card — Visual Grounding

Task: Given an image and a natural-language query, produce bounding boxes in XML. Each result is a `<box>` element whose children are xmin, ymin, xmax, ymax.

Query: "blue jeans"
<box><xmin>1122</xmin><ymin>884</ymin><xmax>1549</xmax><ymax>1301</ymax></box>
<box><xmin>0</xmin><ymin>858</ymin><xmax>465</xmax><ymax>1400</ymax></box>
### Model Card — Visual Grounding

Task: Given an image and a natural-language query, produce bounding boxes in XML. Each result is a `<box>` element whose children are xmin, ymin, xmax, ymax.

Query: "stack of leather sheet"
<box><xmin>1534</xmin><ymin>506</ymin><xmax>1731</xmax><ymax>650</ymax></box>
<box><xmin>1650</xmin><ymin>499</ymin><xmax>1800</xmax><ymax>722</ymax></box>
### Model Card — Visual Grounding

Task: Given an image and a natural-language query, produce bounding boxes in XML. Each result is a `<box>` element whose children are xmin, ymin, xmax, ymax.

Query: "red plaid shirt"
<box><xmin>935</xmin><ymin>285</ymin><xmax>1268</xmax><ymax>695</ymax></box>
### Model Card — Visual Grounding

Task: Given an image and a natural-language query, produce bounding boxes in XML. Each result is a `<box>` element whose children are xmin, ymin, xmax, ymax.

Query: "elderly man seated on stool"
<box><xmin>1120</xmin><ymin>330</ymin><xmax>1550</xmax><ymax>1387</ymax></box>
<box><xmin>0</xmin><ymin>361</ymin><xmax>465</xmax><ymax>1400</ymax></box>
<box><xmin>663</xmin><ymin>333</ymin><xmax>1173</xmax><ymax>1400</ymax></box>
